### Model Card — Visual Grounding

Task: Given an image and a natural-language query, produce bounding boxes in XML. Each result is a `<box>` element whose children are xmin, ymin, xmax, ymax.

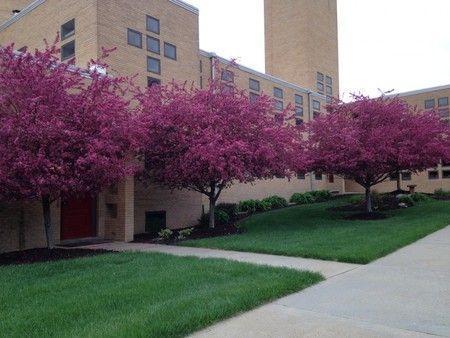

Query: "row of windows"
<box><xmin>390</xmin><ymin>170</ymin><xmax>450</xmax><ymax>180</ymax></box>
<box><xmin>424</xmin><ymin>97</ymin><xmax>448</xmax><ymax>109</ymax></box>
<box><xmin>296</xmin><ymin>173</ymin><xmax>334</xmax><ymax>181</ymax></box>
<box><xmin>128</xmin><ymin>29</ymin><xmax>177</xmax><ymax>61</ymax></box>
<box><xmin>317</xmin><ymin>71</ymin><xmax>332</xmax><ymax>96</ymax></box>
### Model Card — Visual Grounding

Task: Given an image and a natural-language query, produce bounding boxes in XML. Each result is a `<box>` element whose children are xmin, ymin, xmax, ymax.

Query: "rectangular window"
<box><xmin>146</xmin><ymin>36</ymin><xmax>160</xmax><ymax>54</ymax></box>
<box><xmin>223</xmin><ymin>84</ymin><xmax>234</xmax><ymax>93</ymax></box>
<box><xmin>61</xmin><ymin>40</ymin><xmax>75</xmax><ymax>60</ymax></box>
<box><xmin>442</xmin><ymin>160</ymin><xmax>450</xmax><ymax>167</ymax></box>
<box><xmin>106</xmin><ymin>203</ymin><xmax>118</xmax><ymax>219</ymax></box>
<box><xmin>164</xmin><ymin>42</ymin><xmax>177</xmax><ymax>60</ymax></box>
<box><xmin>146</xmin><ymin>15</ymin><xmax>160</xmax><ymax>34</ymax></box>
<box><xmin>314</xmin><ymin>173</ymin><xmax>323</xmax><ymax>180</ymax></box>
<box><xmin>401</xmin><ymin>171</ymin><xmax>411</xmax><ymax>181</ymax></box>
<box><xmin>326</xmin><ymin>85</ymin><xmax>332</xmax><ymax>95</ymax></box>
<box><xmin>297</xmin><ymin>172</ymin><xmax>305</xmax><ymax>179</ymax></box>
<box><xmin>312</xmin><ymin>100</ymin><xmax>320</xmax><ymax>110</ymax></box>
<box><xmin>316</xmin><ymin>72</ymin><xmax>324</xmax><ymax>82</ymax></box>
<box><xmin>438</xmin><ymin>97</ymin><xmax>449</xmax><ymax>107</ymax></box>
<box><xmin>326</xmin><ymin>75</ymin><xmax>332</xmax><ymax>85</ymax></box>
<box><xmin>249</xmin><ymin>78</ymin><xmax>260</xmax><ymax>91</ymax></box>
<box><xmin>273</xmin><ymin>87</ymin><xmax>283</xmax><ymax>99</ymax></box>
<box><xmin>127</xmin><ymin>29</ymin><xmax>142</xmax><ymax>48</ymax></box>
<box><xmin>295</xmin><ymin>94</ymin><xmax>303</xmax><ymax>105</ymax></box>
<box><xmin>147</xmin><ymin>77</ymin><xmax>161</xmax><ymax>87</ymax></box>
<box><xmin>424</xmin><ymin>99</ymin><xmax>435</xmax><ymax>109</ymax></box>
<box><xmin>249</xmin><ymin>92</ymin><xmax>260</xmax><ymax>103</ymax></box>
<box><xmin>199</xmin><ymin>60</ymin><xmax>203</xmax><ymax>73</ymax></box>
<box><xmin>221</xmin><ymin>69</ymin><xmax>234</xmax><ymax>82</ymax></box>
<box><xmin>274</xmin><ymin>99</ymin><xmax>283</xmax><ymax>111</ymax></box>
<box><xmin>389</xmin><ymin>172</ymin><xmax>399</xmax><ymax>181</ymax></box>
<box><xmin>295</xmin><ymin>106</ymin><xmax>303</xmax><ymax>116</ymax></box>
<box><xmin>317</xmin><ymin>82</ymin><xmax>324</xmax><ymax>92</ymax></box>
<box><xmin>428</xmin><ymin>170</ymin><xmax>439</xmax><ymax>180</ymax></box>
<box><xmin>61</xmin><ymin>19</ymin><xmax>75</xmax><ymax>40</ymax></box>
<box><xmin>443</xmin><ymin>170</ymin><xmax>450</xmax><ymax>179</ymax></box>
<box><xmin>439</xmin><ymin>108</ymin><xmax>450</xmax><ymax>118</ymax></box>
<box><xmin>328</xmin><ymin>174</ymin><xmax>334</xmax><ymax>183</ymax></box>
<box><xmin>147</xmin><ymin>56</ymin><xmax>161</xmax><ymax>74</ymax></box>
<box><xmin>295</xmin><ymin>118</ymin><xmax>303</xmax><ymax>126</ymax></box>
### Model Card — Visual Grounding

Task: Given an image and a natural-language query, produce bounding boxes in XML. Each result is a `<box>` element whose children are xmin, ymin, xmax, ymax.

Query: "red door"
<box><xmin>61</xmin><ymin>195</ymin><xmax>96</xmax><ymax>240</ymax></box>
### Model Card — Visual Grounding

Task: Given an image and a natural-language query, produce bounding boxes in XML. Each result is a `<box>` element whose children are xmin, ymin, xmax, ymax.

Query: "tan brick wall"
<box><xmin>0</xmin><ymin>1</ymin><xmax>32</xmax><ymax>25</ymax></box>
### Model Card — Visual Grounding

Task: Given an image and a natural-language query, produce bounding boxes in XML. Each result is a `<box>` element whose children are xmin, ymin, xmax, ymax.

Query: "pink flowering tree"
<box><xmin>138</xmin><ymin>76</ymin><xmax>303</xmax><ymax>228</ymax></box>
<box><xmin>0</xmin><ymin>39</ymin><xmax>140</xmax><ymax>248</ymax></box>
<box><xmin>306</xmin><ymin>95</ymin><xmax>450</xmax><ymax>213</ymax></box>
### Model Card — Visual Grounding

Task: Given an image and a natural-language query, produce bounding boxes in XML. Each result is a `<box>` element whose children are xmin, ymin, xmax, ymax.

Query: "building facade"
<box><xmin>0</xmin><ymin>0</ymin><xmax>448</xmax><ymax>252</ymax></box>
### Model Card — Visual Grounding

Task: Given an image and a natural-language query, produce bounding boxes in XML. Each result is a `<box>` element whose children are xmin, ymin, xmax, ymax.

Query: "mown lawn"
<box><xmin>0</xmin><ymin>252</ymin><xmax>322</xmax><ymax>338</ymax></box>
<box><xmin>182</xmin><ymin>197</ymin><xmax>450</xmax><ymax>264</ymax></box>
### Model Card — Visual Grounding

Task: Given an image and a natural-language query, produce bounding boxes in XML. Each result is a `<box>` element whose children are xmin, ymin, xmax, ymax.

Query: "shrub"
<box><xmin>310</xmin><ymin>190</ymin><xmax>332</xmax><ymax>202</ymax></box>
<box><xmin>290</xmin><ymin>192</ymin><xmax>312</xmax><ymax>205</ymax></box>
<box><xmin>158</xmin><ymin>228</ymin><xmax>173</xmax><ymax>240</ymax></box>
<box><xmin>262</xmin><ymin>195</ymin><xmax>288</xmax><ymax>209</ymax></box>
<box><xmin>397</xmin><ymin>195</ymin><xmax>415</xmax><ymax>207</ymax></box>
<box><xmin>199</xmin><ymin>209</ymin><xmax>231</xmax><ymax>227</ymax></box>
<box><xmin>216</xmin><ymin>203</ymin><xmax>238</xmax><ymax>220</ymax></box>
<box><xmin>302</xmin><ymin>192</ymin><xmax>316</xmax><ymax>204</ymax></box>
<box><xmin>348</xmin><ymin>194</ymin><xmax>364</xmax><ymax>205</ymax></box>
<box><xmin>238</xmin><ymin>199</ymin><xmax>258</xmax><ymax>213</ymax></box>
<box><xmin>434</xmin><ymin>188</ymin><xmax>450</xmax><ymax>200</ymax></box>
<box><xmin>255</xmin><ymin>200</ymin><xmax>272</xmax><ymax>212</ymax></box>
<box><xmin>410</xmin><ymin>192</ymin><xmax>432</xmax><ymax>203</ymax></box>
<box><xmin>177</xmin><ymin>227</ymin><xmax>194</xmax><ymax>240</ymax></box>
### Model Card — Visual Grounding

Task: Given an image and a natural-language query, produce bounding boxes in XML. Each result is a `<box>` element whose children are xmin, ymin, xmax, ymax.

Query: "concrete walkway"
<box><xmin>191</xmin><ymin>225</ymin><xmax>450</xmax><ymax>337</ymax></box>
<box><xmin>82</xmin><ymin>242</ymin><xmax>359</xmax><ymax>278</ymax></box>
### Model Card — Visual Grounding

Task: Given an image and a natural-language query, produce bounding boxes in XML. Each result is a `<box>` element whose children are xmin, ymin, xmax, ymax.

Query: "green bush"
<box><xmin>434</xmin><ymin>188</ymin><xmax>450</xmax><ymax>200</ymax></box>
<box><xmin>158</xmin><ymin>228</ymin><xmax>173</xmax><ymax>240</ymax></box>
<box><xmin>216</xmin><ymin>203</ymin><xmax>238</xmax><ymax>220</ymax></box>
<box><xmin>177</xmin><ymin>227</ymin><xmax>194</xmax><ymax>240</ymax></box>
<box><xmin>262</xmin><ymin>195</ymin><xmax>288</xmax><ymax>209</ymax></box>
<box><xmin>238</xmin><ymin>199</ymin><xmax>258</xmax><ymax>213</ymax></box>
<box><xmin>302</xmin><ymin>192</ymin><xmax>316</xmax><ymax>204</ymax></box>
<box><xmin>199</xmin><ymin>209</ymin><xmax>231</xmax><ymax>227</ymax></box>
<box><xmin>410</xmin><ymin>192</ymin><xmax>432</xmax><ymax>202</ymax></box>
<box><xmin>348</xmin><ymin>194</ymin><xmax>364</xmax><ymax>205</ymax></box>
<box><xmin>398</xmin><ymin>195</ymin><xmax>415</xmax><ymax>206</ymax></box>
<box><xmin>255</xmin><ymin>200</ymin><xmax>272</xmax><ymax>212</ymax></box>
<box><xmin>290</xmin><ymin>192</ymin><xmax>315</xmax><ymax>205</ymax></box>
<box><xmin>309</xmin><ymin>190</ymin><xmax>333</xmax><ymax>202</ymax></box>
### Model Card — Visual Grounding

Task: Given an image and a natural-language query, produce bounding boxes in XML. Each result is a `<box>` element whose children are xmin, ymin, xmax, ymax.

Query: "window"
<box><xmin>249</xmin><ymin>78</ymin><xmax>260</xmax><ymax>91</ymax></box>
<box><xmin>326</xmin><ymin>85</ymin><xmax>332</xmax><ymax>95</ymax></box>
<box><xmin>328</xmin><ymin>174</ymin><xmax>334</xmax><ymax>183</ymax></box>
<box><xmin>442</xmin><ymin>160</ymin><xmax>450</xmax><ymax>167</ymax></box>
<box><xmin>127</xmin><ymin>29</ymin><xmax>142</xmax><ymax>48</ymax></box>
<box><xmin>316</xmin><ymin>72</ymin><xmax>324</xmax><ymax>82</ymax></box>
<box><xmin>428</xmin><ymin>170</ymin><xmax>439</xmax><ymax>180</ymax></box>
<box><xmin>295</xmin><ymin>118</ymin><xmax>303</xmax><ymax>126</ymax></box>
<box><xmin>312</xmin><ymin>100</ymin><xmax>320</xmax><ymax>110</ymax></box>
<box><xmin>443</xmin><ymin>170</ymin><xmax>450</xmax><ymax>179</ymax></box>
<box><xmin>389</xmin><ymin>172</ymin><xmax>399</xmax><ymax>181</ymax></box>
<box><xmin>274</xmin><ymin>99</ymin><xmax>283</xmax><ymax>111</ymax></box>
<box><xmin>439</xmin><ymin>108</ymin><xmax>449</xmax><ymax>118</ymax></box>
<box><xmin>61</xmin><ymin>40</ymin><xmax>75</xmax><ymax>60</ymax></box>
<box><xmin>221</xmin><ymin>69</ymin><xmax>234</xmax><ymax>82</ymax></box>
<box><xmin>314</xmin><ymin>173</ymin><xmax>323</xmax><ymax>180</ymax></box>
<box><xmin>401</xmin><ymin>171</ymin><xmax>411</xmax><ymax>181</ymax></box>
<box><xmin>147</xmin><ymin>56</ymin><xmax>160</xmax><ymax>74</ymax></box>
<box><xmin>313</xmin><ymin>111</ymin><xmax>320</xmax><ymax>119</ymax></box>
<box><xmin>200</xmin><ymin>76</ymin><xmax>203</xmax><ymax>89</ymax></box>
<box><xmin>223</xmin><ymin>84</ymin><xmax>234</xmax><ymax>93</ymax></box>
<box><xmin>145</xmin><ymin>211</ymin><xmax>166</xmax><ymax>235</ymax></box>
<box><xmin>146</xmin><ymin>15</ymin><xmax>160</xmax><ymax>34</ymax></box>
<box><xmin>147</xmin><ymin>77</ymin><xmax>161</xmax><ymax>87</ymax></box>
<box><xmin>295</xmin><ymin>94</ymin><xmax>303</xmax><ymax>105</ymax></box>
<box><xmin>297</xmin><ymin>172</ymin><xmax>305</xmax><ymax>179</ymax></box>
<box><xmin>199</xmin><ymin>60</ymin><xmax>203</xmax><ymax>73</ymax></box>
<box><xmin>146</xmin><ymin>36</ymin><xmax>160</xmax><ymax>54</ymax></box>
<box><xmin>249</xmin><ymin>92</ymin><xmax>260</xmax><ymax>103</ymax></box>
<box><xmin>317</xmin><ymin>82</ymin><xmax>324</xmax><ymax>92</ymax></box>
<box><xmin>424</xmin><ymin>99</ymin><xmax>435</xmax><ymax>109</ymax></box>
<box><xmin>106</xmin><ymin>203</ymin><xmax>118</xmax><ymax>219</ymax></box>
<box><xmin>273</xmin><ymin>87</ymin><xmax>283</xmax><ymax>99</ymax></box>
<box><xmin>61</xmin><ymin>19</ymin><xmax>75</xmax><ymax>40</ymax></box>
<box><xmin>164</xmin><ymin>42</ymin><xmax>176</xmax><ymax>60</ymax></box>
<box><xmin>295</xmin><ymin>106</ymin><xmax>303</xmax><ymax>116</ymax></box>
<box><xmin>438</xmin><ymin>97</ymin><xmax>449</xmax><ymax>107</ymax></box>
<box><xmin>326</xmin><ymin>76</ymin><xmax>332</xmax><ymax>85</ymax></box>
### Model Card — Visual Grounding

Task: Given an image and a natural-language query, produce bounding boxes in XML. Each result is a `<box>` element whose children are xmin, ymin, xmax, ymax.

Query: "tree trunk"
<box><xmin>18</xmin><ymin>200</ymin><xmax>25</xmax><ymax>249</ymax></box>
<box><xmin>42</xmin><ymin>195</ymin><xmax>54</xmax><ymax>249</ymax></box>
<box><xmin>365</xmin><ymin>186</ymin><xmax>373</xmax><ymax>214</ymax></box>
<box><xmin>208</xmin><ymin>195</ymin><xmax>215</xmax><ymax>229</ymax></box>
<box><xmin>396</xmin><ymin>170</ymin><xmax>401</xmax><ymax>191</ymax></box>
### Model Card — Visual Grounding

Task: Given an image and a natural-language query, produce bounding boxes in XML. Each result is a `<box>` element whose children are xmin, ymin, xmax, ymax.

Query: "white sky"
<box><xmin>186</xmin><ymin>0</ymin><xmax>450</xmax><ymax>98</ymax></box>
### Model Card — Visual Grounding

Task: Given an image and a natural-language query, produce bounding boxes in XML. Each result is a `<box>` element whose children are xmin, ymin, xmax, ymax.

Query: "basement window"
<box><xmin>428</xmin><ymin>170</ymin><xmax>439</xmax><ymax>180</ymax></box>
<box><xmin>443</xmin><ymin>170</ymin><xmax>450</xmax><ymax>179</ymax></box>
<box><xmin>61</xmin><ymin>19</ymin><xmax>75</xmax><ymax>40</ymax></box>
<box><xmin>401</xmin><ymin>171</ymin><xmax>411</xmax><ymax>181</ymax></box>
<box><xmin>147</xmin><ymin>77</ymin><xmax>161</xmax><ymax>87</ymax></box>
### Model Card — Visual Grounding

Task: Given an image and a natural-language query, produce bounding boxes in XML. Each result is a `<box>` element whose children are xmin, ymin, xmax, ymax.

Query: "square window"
<box><xmin>61</xmin><ymin>40</ymin><xmax>75</xmax><ymax>60</ymax></box>
<box><xmin>295</xmin><ymin>94</ymin><xmax>303</xmax><ymax>105</ymax></box>
<box><xmin>164</xmin><ymin>42</ymin><xmax>177</xmax><ymax>60</ymax></box>
<box><xmin>401</xmin><ymin>171</ymin><xmax>411</xmax><ymax>181</ymax></box>
<box><xmin>61</xmin><ymin>19</ymin><xmax>75</xmax><ymax>40</ymax></box>
<box><xmin>326</xmin><ymin>76</ymin><xmax>332</xmax><ymax>85</ymax></box>
<box><xmin>249</xmin><ymin>92</ymin><xmax>260</xmax><ymax>103</ymax></box>
<box><xmin>146</xmin><ymin>15</ymin><xmax>160</xmax><ymax>34</ymax></box>
<box><xmin>274</xmin><ymin>87</ymin><xmax>283</xmax><ymax>99</ymax></box>
<box><xmin>147</xmin><ymin>77</ymin><xmax>161</xmax><ymax>87</ymax></box>
<box><xmin>443</xmin><ymin>170</ymin><xmax>450</xmax><ymax>179</ymax></box>
<box><xmin>297</xmin><ymin>172</ymin><xmax>305</xmax><ymax>179</ymax></box>
<box><xmin>428</xmin><ymin>170</ymin><xmax>439</xmax><ymax>180</ymax></box>
<box><xmin>326</xmin><ymin>85</ymin><xmax>332</xmax><ymax>95</ymax></box>
<box><xmin>274</xmin><ymin>99</ymin><xmax>283</xmax><ymax>111</ymax></box>
<box><xmin>249</xmin><ymin>78</ymin><xmax>260</xmax><ymax>91</ymax></box>
<box><xmin>389</xmin><ymin>172</ymin><xmax>399</xmax><ymax>181</ymax></box>
<box><xmin>221</xmin><ymin>69</ymin><xmax>234</xmax><ymax>82</ymax></box>
<box><xmin>312</xmin><ymin>100</ymin><xmax>320</xmax><ymax>110</ymax></box>
<box><xmin>438</xmin><ymin>97</ymin><xmax>449</xmax><ymax>107</ymax></box>
<box><xmin>127</xmin><ymin>29</ymin><xmax>142</xmax><ymax>48</ymax></box>
<box><xmin>295</xmin><ymin>118</ymin><xmax>303</xmax><ymax>126</ymax></box>
<box><xmin>315</xmin><ymin>173</ymin><xmax>323</xmax><ymax>180</ymax></box>
<box><xmin>223</xmin><ymin>84</ymin><xmax>234</xmax><ymax>93</ymax></box>
<box><xmin>317</xmin><ymin>82</ymin><xmax>324</xmax><ymax>92</ymax></box>
<box><xmin>317</xmin><ymin>72</ymin><xmax>324</xmax><ymax>82</ymax></box>
<box><xmin>146</xmin><ymin>36</ymin><xmax>160</xmax><ymax>54</ymax></box>
<box><xmin>424</xmin><ymin>99</ymin><xmax>435</xmax><ymax>109</ymax></box>
<box><xmin>295</xmin><ymin>106</ymin><xmax>303</xmax><ymax>116</ymax></box>
<box><xmin>147</xmin><ymin>56</ymin><xmax>160</xmax><ymax>74</ymax></box>
<box><xmin>442</xmin><ymin>160</ymin><xmax>450</xmax><ymax>167</ymax></box>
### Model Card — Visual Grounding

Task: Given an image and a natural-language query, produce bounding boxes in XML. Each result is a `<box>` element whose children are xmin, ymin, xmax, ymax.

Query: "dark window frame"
<box><xmin>147</xmin><ymin>77</ymin><xmax>161</xmax><ymax>87</ymax></box>
<box><xmin>146</xmin><ymin>35</ymin><xmax>160</xmax><ymax>54</ymax></box>
<box><xmin>164</xmin><ymin>42</ymin><xmax>177</xmax><ymax>60</ymax></box>
<box><xmin>295</xmin><ymin>94</ymin><xmax>303</xmax><ymax>105</ymax></box>
<box><xmin>127</xmin><ymin>28</ymin><xmax>142</xmax><ymax>48</ymax></box>
<box><xmin>61</xmin><ymin>40</ymin><xmax>75</xmax><ymax>61</ymax></box>
<box><xmin>325</xmin><ymin>75</ymin><xmax>332</xmax><ymax>85</ymax></box>
<box><xmin>428</xmin><ymin>170</ymin><xmax>439</xmax><ymax>180</ymax></box>
<box><xmin>424</xmin><ymin>99</ymin><xmax>435</xmax><ymax>109</ymax></box>
<box><xmin>147</xmin><ymin>56</ymin><xmax>161</xmax><ymax>74</ymax></box>
<box><xmin>146</xmin><ymin>15</ymin><xmax>160</xmax><ymax>34</ymax></box>
<box><xmin>274</xmin><ymin>99</ymin><xmax>284</xmax><ymax>111</ymax></box>
<box><xmin>317</xmin><ymin>72</ymin><xmax>324</xmax><ymax>82</ymax></box>
<box><xmin>273</xmin><ymin>87</ymin><xmax>283</xmax><ymax>99</ymax></box>
<box><xmin>317</xmin><ymin>82</ymin><xmax>324</xmax><ymax>92</ymax></box>
<box><xmin>249</xmin><ymin>78</ymin><xmax>260</xmax><ymax>92</ymax></box>
<box><xmin>401</xmin><ymin>171</ymin><xmax>412</xmax><ymax>181</ymax></box>
<box><xmin>314</xmin><ymin>173</ymin><xmax>323</xmax><ymax>181</ymax></box>
<box><xmin>295</xmin><ymin>106</ymin><xmax>303</xmax><ymax>116</ymax></box>
<box><xmin>61</xmin><ymin>19</ymin><xmax>75</xmax><ymax>40</ymax></box>
<box><xmin>221</xmin><ymin>69</ymin><xmax>234</xmax><ymax>82</ymax></box>
<box><xmin>438</xmin><ymin>97</ymin><xmax>449</xmax><ymax>107</ymax></box>
<box><xmin>443</xmin><ymin>170</ymin><xmax>450</xmax><ymax>179</ymax></box>
<box><xmin>312</xmin><ymin>100</ymin><xmax>321</xmax><ymax>110</ymax></box>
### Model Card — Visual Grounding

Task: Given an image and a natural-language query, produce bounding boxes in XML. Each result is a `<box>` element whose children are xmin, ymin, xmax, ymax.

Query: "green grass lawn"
<box><xmin>182</xmin><ymin>197</ymin><xmax>450</xmax><ymax>264</ymax></box>
<box><xmin>0</xmin><ymin>252</ymin><xmax>322</xmax><ymax>338</ymax></box>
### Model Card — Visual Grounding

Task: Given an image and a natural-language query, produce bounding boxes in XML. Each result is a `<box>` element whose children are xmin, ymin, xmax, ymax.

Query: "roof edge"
<box><xmin>169</xmin><ymin>0</ymin><xmax>199</xmax><ymax>15</ymax></box>
<box><xmin>392</xmin><ymin>84</ymin><xmax>450</xmax><ymax>98</ymax></box>
<box><xmin>0</xmin><ymin>0</ymin><xmax>45</xmax><ymax>32</ymax></box>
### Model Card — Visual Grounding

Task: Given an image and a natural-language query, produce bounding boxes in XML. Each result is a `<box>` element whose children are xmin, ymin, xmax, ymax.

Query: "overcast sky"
<box><xmin>187</xmin><ymin>0</ymin><xmax>450</xmax><ymax>98</ymax></box>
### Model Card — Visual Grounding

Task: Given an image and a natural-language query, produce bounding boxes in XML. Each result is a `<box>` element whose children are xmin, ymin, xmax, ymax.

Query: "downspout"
<box><xmin>307</xmin><ymin>91</ymin><xmax>314</xmax><ymax>192</ymax></box>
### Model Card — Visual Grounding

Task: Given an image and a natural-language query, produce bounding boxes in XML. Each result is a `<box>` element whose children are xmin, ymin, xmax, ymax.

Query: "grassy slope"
<box><xmin>183</xmin><ymin>198</ymin><xmax>450</xmax><ymax>264</ymax></box>
<box><xmin>0</xmin><ymin>252</ymin><xmax>322</xmax><ymax>338</ymax></box>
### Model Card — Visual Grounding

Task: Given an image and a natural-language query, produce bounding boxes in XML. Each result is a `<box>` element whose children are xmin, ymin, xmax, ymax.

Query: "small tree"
<box><xmin>138</xmin><ymin>77</ymin><xmax>303</xmax><ymax>228</ymax></box>
<box><xmin>0</xmin><ymin>39</ymin><xmax>139</xmax><ymax>248</ymax></box>
<box><xmin>306</xmin><ymin>95</ymin><xmax>450</xmax><ymax>213</ymax></box>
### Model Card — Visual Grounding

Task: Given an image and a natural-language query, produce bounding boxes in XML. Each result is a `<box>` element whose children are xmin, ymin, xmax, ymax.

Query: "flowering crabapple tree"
<box><xmin>138</xmin><ymin>75</ymin><xmax>304</xmax><ymax>228</ymax></box>
<box><xmin>306</xmin><ymin>95</ymin><xmax>450</xmax><ymax>213</ymax></box>
<box><xmin>0</xmin><ymin>38</ymin><xmax>140</xmax><ymax>248</ymax></box>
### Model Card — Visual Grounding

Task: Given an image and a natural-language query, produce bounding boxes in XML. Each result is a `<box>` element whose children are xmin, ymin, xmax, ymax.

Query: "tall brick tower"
<box><xmin>264</xmin><ymin>0</ymin><xmax>339</xmax><ymax>98</ymax></box>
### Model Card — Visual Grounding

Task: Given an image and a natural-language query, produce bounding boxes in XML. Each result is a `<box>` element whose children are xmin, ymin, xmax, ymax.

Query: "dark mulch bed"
<box><xmin>0</xmin><ymin>248</ymin><xmax>114</xmax><ymax>266</ymax></box>
<box><xmin>133</xmin><ymin>224</ymin><xmax>241</xmax><ymax>244</ymax></box>
<box><xmin>344</xmin><ymin>212</ymin><xmax>388</xmax><ymax>220</ymax></box>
